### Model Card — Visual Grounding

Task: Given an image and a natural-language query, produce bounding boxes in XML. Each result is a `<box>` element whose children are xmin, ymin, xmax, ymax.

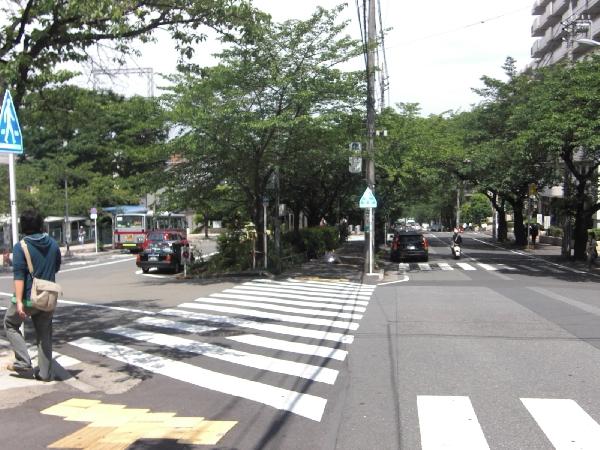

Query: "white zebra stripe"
<box><xmin>516</xmin><ymin>265</ymin><xmax>541</xmax><ymax>272</ymax></box>
<box><xmin>286</xmin><ymin>278</ymin><xmax>375</xmax><ymax>291</ymax></box>
<box><xmin>218</xmin><ymin>289</ymin><xmax>369</xmax><ymax>306</ymax></box>
<box><xmin>522</xmin><ymin>398</ymin><xmax>600</xmax><ymax>450</ymax></box>
<box><xmin>226</xmin><ymin>334</ymin><xmax>348</xmax><ymax>361</ymax></box>
<box><xmin>456</xmin><ymin>262</ymin><xmax>476</xmax><ymax>271</ymax></box>
<box><xmin>242</xmin><ymin>282</ymin><xmax>372</xmax><ymax>299</ymax></box>
<box><xmin>70</xmin><ymin>337</ymin><xmax>327</xmax><ymax>421</ymax></box>
<box><xmin>437</xmin><ymin>262</ymin><xmax>454</xmax><ymax>271</ymax></box>
<box><xmin>477</xmin><ymin>263</ymin><xmax>497</xmax><ymax>271</ymax></box>
<box><xmin>107</xmin><ymin>326</ymin><xmax>338</xmax><ymax>384</ymax></box>
<box><xmin>418</xmin><ymin>263</ymin><xmax>432</xmax><ymax>271</ymax></box>
<box><xmin>497</xmin><ymin>264</ymin><xmax>517</xmax><ymax>271</ymax></box>
<box><xmin>134</xmin><ymin>316</ymin><xmax>217</xmax><ymax>334</ymax></box>
<box><xmin>213</xmin><ymin>292</ymin><xmax>367</xmax><ymax>312</ymax></box>
<box><xmin>159</xmin><ymin>309</ymin><xmax>354</xmax><ymax>343</ymax></box>
<box><xmin>398</xmin><ymin>263</ymin><xmax>410</xmax><ymax>271</ymax></box>
<box><xmin>178</xmin><ymin>303</ymin><xmax>360</xmax><ymax>331</ymax></box>
<box><xmin>418</xmin><ymin>395</ymin><xmax>490</xmax><ymax>450</ymax></box>
<box><xmin>194</xmin><ymin>297</ymin><xmax>363</xmax><ymax>320</ymax></box>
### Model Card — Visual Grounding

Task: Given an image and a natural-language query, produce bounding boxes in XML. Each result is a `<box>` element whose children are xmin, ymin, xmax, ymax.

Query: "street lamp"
<box><xmin>63</xmin><ymin>140</ymin><xmax>71</xmax><ymax>256</ymax></box>
<box><xmin>576</xmin><ymin>38</ymin><xmax>600</xmax><ymax>47</ymax></box>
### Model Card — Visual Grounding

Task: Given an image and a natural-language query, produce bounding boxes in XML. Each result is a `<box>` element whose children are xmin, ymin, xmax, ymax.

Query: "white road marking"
<box><xmin>213</xmin><ymin>292</ymin><xmax>367</xmax><ymax>312</ymax></box>
<box><xmin>522</xmin><ymin>398</ymin><xmax>600</xmax><ymax>450</ymax></box>
<box><xmin>226</xmin><ymin>334</ymin><xmax>348</xmax><ymax>361</ymax></box>
<box><xmin>196</xmin><ymin>297</ymin><xmax>363</xmax><ymax>320</ymax></box>
<box><xmin>418</xmin><ymin>263</ymin><xmax>432</xmax><ymax>271</ymax></box>
<box><xmin>438</xmin><ymin>262</ymin><xmax>454</xmax><ymax>271</ymax></box>
<box><xmin>70</xmin><ymin>337</ymin><xmax>327</xmax><ymax>421</ymax></box>
<box><xmin>135</xmin><ymin>270</ymin><xmax>171</xmax><ymax>278</ymax></box>
<box><xmin>246</xmin><ymin>280</ymin><xmax>372</xmax><ymax>294</ymax></box>
<box><xmin>497</xmin><ymin>264</ymin><xmax>517</xmax><ymax>271</ymax></box>
<box><xmin>57</xmin><ymin>299</ymin><xmax>157</xmax><ymax>316</ymax></box>
<box><xmin>528</xmin><ymin>287</ymin><xmax>600</xmax><ymax>317</ymax></box>
<box><xmin>398</xmin><ymin>263</ymin><xmax>410</xmax><ymax>271</ymax></box>
<box><xmin>107</xmin><ymin>326</ymin><xmax>338</xmax><ymax>384</ymax></box>
<box><xmin>517</xmin><ymin>265</ymin><xmax>541</xmax><ymax>272</ymax></box>
<box><xmin>456</xmin><ymin>262</ymin><xmax>476</xmax><ymax>271</ymax></box>
<box><xmin>178</xmin><ymin>302</ymin><xmax>360</xmax><ymax>331</ymax></box>
<box><xmin>59</xmin><ymin>257</ymin><xmax>135</xmax><ymax>273</ymax></box>
<box><xmin>217</xmin><ymin>289</ymin><xmax>369</xmax><ymax>305</ymax></box>
<box><xmin>287</xmin><ymin>278</ymin><xmax>375</xmax><ymax>291</ymax></box>
<box><xmin>159</xmin><ymin>309</ymin><xmax>354</xmax><ymax>344</ymax></box>
<box><xmin>241</xmin><ymin>282</ymin><xmax>372</xmax><ymax>299</ymax></box>
<box><xmin>134</xmin><ymin>316</ymin><xmax>217</xmax><ymax>334</ymax></box>
<box><xmin>417</xmin><ymin>395</ymin><xmax>490</xmax><ymax>450</ymax></box>
<box><xmin>477</xmin><ymin>263</ymin><xmax>497</xmax><ymax>271</ymax></box>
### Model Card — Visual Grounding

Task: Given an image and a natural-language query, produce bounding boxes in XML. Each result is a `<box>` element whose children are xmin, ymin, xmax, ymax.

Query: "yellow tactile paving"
<box><xmin>43</xmin><ymin>398</ymin><xmax>237</xmax><ymax>449</ymax></box>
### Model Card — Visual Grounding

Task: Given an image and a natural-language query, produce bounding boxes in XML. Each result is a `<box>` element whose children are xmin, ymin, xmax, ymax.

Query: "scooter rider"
<box><xmin>452</xmin><ymin>227</ymin><xmax>463</xmax><ymax>246</ymax></box>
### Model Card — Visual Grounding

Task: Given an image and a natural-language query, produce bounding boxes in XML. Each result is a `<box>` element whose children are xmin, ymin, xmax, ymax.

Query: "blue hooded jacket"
<box><xmin>12</xmin><ymin>233</ymin><xmax>61</xmax><ymax>305</ymax></box>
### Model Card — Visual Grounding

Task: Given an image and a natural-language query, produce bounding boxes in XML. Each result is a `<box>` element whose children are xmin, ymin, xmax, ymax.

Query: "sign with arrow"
<box><xmin>0</xmin><ymin>90</ymin><xmax>23</xmax><ymax>154</ymax></box>
<box><xmin>359</xmin><ymin>187</ymin><xmax>377</xmax><ymax>208</ymax></box>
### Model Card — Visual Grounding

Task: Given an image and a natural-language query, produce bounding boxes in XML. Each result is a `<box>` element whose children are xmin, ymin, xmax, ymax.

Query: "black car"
<box><xmin>136</xmin><ymin>231</ymin><xmax>188</xmax><ymax>273</ymax></box>
<box><xmin>390</xmin><ymin>231</ymin><xmax>429</xmax><ymax>262</ymax></box>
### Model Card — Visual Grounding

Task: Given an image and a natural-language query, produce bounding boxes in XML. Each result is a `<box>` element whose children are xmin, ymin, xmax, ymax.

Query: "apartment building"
<box><xmin>530</xmin><ymin>0</ymin><xmax>600</xmax><ymax>230</ymax></box>
<box><xmin>531</xmin><ymin>0</ymin><xmax>600</xmax><ymax>66</ymax></box>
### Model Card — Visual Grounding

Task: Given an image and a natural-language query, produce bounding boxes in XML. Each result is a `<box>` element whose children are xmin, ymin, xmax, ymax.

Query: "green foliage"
<box><xmin>548</xmin><ymin>226</ymin><xmax>564</xmax><ymax>238</ymax></box>
<box><xmin>286</xmin><ymin>226</ymin><xmax>340</xmax><ymax>259</ymax></box>
<box><xmin>461</xmin><ymin>193</ymin><xmax>491</xmax><ymax>226</ymax></box>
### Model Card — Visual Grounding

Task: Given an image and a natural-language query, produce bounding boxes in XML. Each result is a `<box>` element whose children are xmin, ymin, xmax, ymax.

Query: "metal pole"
<box><xmin>369</xmin><ymin>208</ymin><xmax>374</xmax><ymax>274</ymax></box>
<box><xmin>263</xmin><ymin>203</ymin><xmax>267</xmax><ymax>269</ymax></box>
<box><xmin>456</xmin><ymin>184</ymin><xmax>461</xmax><ymax>228</ymax></box>
<box><xmin>364</xmin><ymin>0</ymin><xmax>377</xmax><ymax>273</ymax></box>
<box><xmin>8</xmin><ymin>154</ymin><xmax>18</xmax><ymax>249</ymax></box>
<box><xmin>64</xmin><ymin>177</ymin><xmax>70</xmax><ymax>256</ymax></box>
<box><xmin>94</xmin><ymin>217</ymin><xmax>98</xmax><ymax>253</ymax></box>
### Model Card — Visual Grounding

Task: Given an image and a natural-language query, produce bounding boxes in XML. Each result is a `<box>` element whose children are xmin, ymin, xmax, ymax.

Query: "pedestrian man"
<box><xmin>586</xmin><ymin>231</ymin><xmax>597</xmax><ymax>269</ymax></box>
<box><xmin>78</xmin><ymin>226</ymin><xmax>85</xmax><ymax>245</ymax></box>
<box><xmin>530</xmin><ymin>223</ymin><xmax>539</xmax><ymax>247</ymax></box>
<box><xmin>3</xmin><ymin>208</ymin><xmax>61</xmax><ymax>381</ymax></box>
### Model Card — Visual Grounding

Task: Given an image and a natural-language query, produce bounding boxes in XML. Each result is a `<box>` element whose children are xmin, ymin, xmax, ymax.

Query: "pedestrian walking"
<box><xmin>78</xmin><ymin>226</ymin><xmax>85</xmax><ymax>245</ymax></box>
<box><xmin>3</xmin><ymin>208</ymin><xmax>61</xmax><ymax>381</ymax></box>
<box><xmin>530</xmin><ymin>223</ymin><xmax>539</xmax><ymax>247</ymax></box>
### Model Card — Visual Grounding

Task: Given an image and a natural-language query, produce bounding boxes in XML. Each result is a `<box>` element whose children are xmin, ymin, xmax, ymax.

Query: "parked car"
<box><xmin>390</xmin><ymin>231</ymin><xmax>429</xmax><ymax>262</ymax></box>
<box><xmin>136</xmin><ymin>231</ymin><xmax>189</xmax><ymax>273</ymax></box>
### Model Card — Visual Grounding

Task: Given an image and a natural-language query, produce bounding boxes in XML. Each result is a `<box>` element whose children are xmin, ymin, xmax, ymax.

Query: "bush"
<box><xmin>588</xmin><ymin>228</ymin><xmax>600</xmax><ymax>239</ymax></box>
<box><xmin>286</xmin><ymin>226</ymin><xmax>340</xmax><ymax>259</ymax></box>
<box><xmin>548</xmin><ymin>226</ymin><xmax>563</xmax><ymax>238</ymax></box>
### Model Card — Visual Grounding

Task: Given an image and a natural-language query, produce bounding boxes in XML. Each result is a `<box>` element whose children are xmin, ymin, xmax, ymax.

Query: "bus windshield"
<box><xmin>116</xmin><ymin>214</ymin><xmax>145</xmax><ymax>229</ymax></box>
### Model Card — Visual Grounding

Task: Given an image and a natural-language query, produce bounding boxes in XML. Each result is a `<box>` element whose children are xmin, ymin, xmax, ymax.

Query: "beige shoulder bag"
<box><xmin>20</xmin><ymin>239</ymin><xmax>62</xmax><ymax>312</ymax></box>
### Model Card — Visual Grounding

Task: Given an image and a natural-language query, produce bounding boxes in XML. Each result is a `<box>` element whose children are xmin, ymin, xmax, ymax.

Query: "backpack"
<box><xmin>20</xmin><ymin>239</ymin><xmax>62</xmax><ymax>312</ymax></box>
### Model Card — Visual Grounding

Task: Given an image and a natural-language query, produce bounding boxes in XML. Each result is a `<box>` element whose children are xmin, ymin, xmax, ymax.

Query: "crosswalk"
<box><xmin>68</xmin><ymin>278</ymin><xmax>375</xmax><ymax>422</ymax></box>
<box><xmin>396</xmin><ymin>261</ymin><xmax>581</xmax><ymax>274</ymax></box>
<box><xmin>418</xmin><ymin>395</ymin><xmax>600</xmax><ymax>450</ymax></box>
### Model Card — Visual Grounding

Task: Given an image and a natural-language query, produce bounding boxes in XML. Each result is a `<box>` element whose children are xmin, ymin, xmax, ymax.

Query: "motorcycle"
<box><xmin>451</xmin><ymin>243</ymin><xmax>461</xmax><ymax>259</ymax></box>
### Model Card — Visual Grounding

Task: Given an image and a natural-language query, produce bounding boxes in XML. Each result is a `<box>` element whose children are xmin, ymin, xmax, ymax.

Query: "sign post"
<box><xmin>90</xmin><ymin>207</ymin><xmax>98</xmax><ymax>253</ymax></box>
<box><xmin>359</xmin><ymin>187</ymin><xmax>378</xmax><ymax>275</ymax></box>
<box><xmin>262</xmin><ymin>196</ymin><xmax>269</xmax><ymax>270</ymax></box>
<box><xmin>0</xmin><ymin>90</ymin><xmax>24</xmax><ymax>250</ymax></box>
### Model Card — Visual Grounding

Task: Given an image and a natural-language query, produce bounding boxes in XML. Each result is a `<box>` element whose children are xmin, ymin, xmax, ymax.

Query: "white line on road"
<box><xmin>241</xmin><ymin>282</ymin><xmax>372</xmax><ymax>299</ymax></box>
<box><xmin>418</xmin><ymin>263</ymin><xmax>432</xmax><ymax>271</ymax></box>
<box><xmin>159</xmin><ymin>309</ymin><xmax>354</xmax><ymax>344</ymax></box>
<box><xmin>477</xmin><ymin>263</ymin><xmax>497</xmax><ymax>271</ymax></box>
<box><xmin>70</xmin><ymin>337</ymin><xmax>327</xmax><ymax>421</ymax></box>
<box><xmin>522</xmin><ymin>398</ymin><xmax>600</xmax><ymax>450</ymax></box>
<box><xmin>214</xmin><ymin>292</ymin><xmax>367</xmax><ymax>312</ymax></box>
<box><xmin>438</xmin><ymin>262</ymin><xmax>454</xmax><ymax>271</ymax></box>
<box><xmin>456</xmin><ymin>262</ymin><xmax>477</xmax><ymax>271</ymax></box>
<box><xmin>217</xmin><ymin>288</ymin><xmax>370</xmax><ymax>305</ymax></box>
<box><xmin>107</xmin><ymin>326</ymin><xmax>338</xmax><ymax>384</ymax></box>
<box><xmin>226</xmin><ymin>334</ymin><xmax>348</xmax><ymax>361</ymax></box>
<box><xmin>178</xmin><ymin>302</ymin><xmax>360</xmax><ymax>331</ymax></box>
<box><xmin>196</xmin><ymin>297</ymin><xmax>363</xmax><ymax>320</ymax></box>
<box><xmin>59</xmin><ymin>257</ymin><xmax>136</xmax><ymax>273</ymax></box>
<box><xmin>528</xmin><ymin>287</ymin><xmax>600</xmax><ymax>318</ymax></box>
<box><xmin>417</xmin><ymin>395</ymin><xmax>490</xmax><ymax>450</ymax></box>
<box><xmin>246</xmin><ymin>280</ymin><xmax>373</xmax><ymax>295</ymax></box>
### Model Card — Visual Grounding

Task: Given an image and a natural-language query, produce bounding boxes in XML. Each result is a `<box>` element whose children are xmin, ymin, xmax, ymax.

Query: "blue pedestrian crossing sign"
<box><xmin>359</xmin><ymin>187</ymin><xmax>377</xmax><ymax>208</ymax></box>
<box><xmin>0</xmin><ymin>90</ymin><xmax>23</xmax><ymax>154</ymax></box>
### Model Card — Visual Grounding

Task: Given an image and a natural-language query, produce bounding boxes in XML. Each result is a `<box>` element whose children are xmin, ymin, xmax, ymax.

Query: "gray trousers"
<box><xmin>3</xmin><ymin>302</ymin><xmax>53</xmax><ymax>380</ymax></box>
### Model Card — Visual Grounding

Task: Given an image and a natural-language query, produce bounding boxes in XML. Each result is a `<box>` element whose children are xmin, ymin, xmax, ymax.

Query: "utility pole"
<box><xmin>364</xmin><ymin>0</ymin><xmax>377</xmax><ymax>273</ymax></box>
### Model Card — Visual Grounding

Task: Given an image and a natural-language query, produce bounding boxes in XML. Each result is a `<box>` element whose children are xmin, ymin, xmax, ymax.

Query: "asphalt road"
<box><xmin>1</xmin><ymin>232</ymin><xmax>599</xmax><ymax>449</ymax></box>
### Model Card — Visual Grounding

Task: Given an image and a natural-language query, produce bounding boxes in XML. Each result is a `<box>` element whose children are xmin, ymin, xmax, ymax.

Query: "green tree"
<box><xmin>461</xmin><ymin>193</ymin><xmax>491</xmax><ymax>227</ymax></box>
<box><xmin>0</xmin><ymin>0</ymin><xmax>262</xmax><ymax>110</ymax></box>
<box><xmin>164</xmin><ymin>6</ymin><xmax>364</xmax><ymax>255</ymax></box>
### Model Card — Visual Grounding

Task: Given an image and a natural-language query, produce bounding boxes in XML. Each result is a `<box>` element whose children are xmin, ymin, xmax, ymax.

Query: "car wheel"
<box><xmin>142</xmin><ymin>267</ymin><xmax>149</xmax><ymax>274</ymax></box>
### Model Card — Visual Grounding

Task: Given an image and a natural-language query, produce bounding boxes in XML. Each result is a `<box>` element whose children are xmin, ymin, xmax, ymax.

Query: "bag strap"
<box><xmin>20</xmin><ymin>239</ymin><xmax>35</xmax><ymax>275</ymax></box>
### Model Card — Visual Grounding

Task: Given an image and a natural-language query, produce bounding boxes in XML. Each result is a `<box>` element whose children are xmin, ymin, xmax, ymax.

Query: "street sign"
<box><xmin>349</xmin><ymin>156</ymin><xmax>362</xmax><ymax>173</ymax></box>
<box><xmin>0</xmin><ymin>91</ymin><xmax>23</xmax><ymax>154</ymax></box>
<box><xmin>359</xmin><ymin>187</ymin><xmax>377</xmax><ymax>208</ymax></box>
<box><xmin>90</xmin><ymin>207</ymin><xmax>97</xmax><ymax>219</ymax></box>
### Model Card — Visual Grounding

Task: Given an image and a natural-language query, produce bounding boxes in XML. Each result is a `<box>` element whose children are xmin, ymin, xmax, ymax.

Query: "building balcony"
<box><xmin>540</xmin><ymin>3</ymin><xmax>561</xmax><ymax>29</ymax></box>
<box><xmin>588</xmin><ymin>0</ymin><xmax>600</xmax><ymax>14</ymax></box>
<box><xmin>532</xmin><ymin>17</ymin><xmax>545</xmax><ymax>37</ymax></box>
<box><xmin>532</xmin><ymin>0</ymin><xmax>550</xmax><ymax>15</ymax></box>
<box><xmin>551</xmin><ymin>0</ymin><xmax>569</xmax><ymax>17</ymax></box>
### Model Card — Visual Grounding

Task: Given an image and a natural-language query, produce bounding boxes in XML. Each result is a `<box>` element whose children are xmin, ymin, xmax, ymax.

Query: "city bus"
<box><xmin>112</xmin><ymin>209</ymin><xmax>187</xmax><ymax>252</ymax></box>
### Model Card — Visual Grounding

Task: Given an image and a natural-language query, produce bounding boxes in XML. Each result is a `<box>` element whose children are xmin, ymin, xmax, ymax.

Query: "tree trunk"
<box><xmin>497</xmin><ymin>203</ymin><xmax>508</xmax><ymax>242</ymax></box>
<box><xmin>204</xmin><ymin>213</ymin><xmax>209</xmax><ymax>239</ymax></box>
<box><xmin>512</xmin><ymin>198</ymin><xmax>527</xmax><ymax>246</ymax></box>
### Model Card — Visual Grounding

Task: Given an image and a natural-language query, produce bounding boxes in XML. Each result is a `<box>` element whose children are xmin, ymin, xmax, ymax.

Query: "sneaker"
<box><xmin>5</xmin><ymin>362</ymin><xmax>34</xmax><ymax>378</ymax></box>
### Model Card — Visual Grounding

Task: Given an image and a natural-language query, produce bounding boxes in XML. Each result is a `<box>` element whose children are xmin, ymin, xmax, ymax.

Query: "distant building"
<box><xmin>530</xmin><ymin>0</ymin><xmax>600</xmax><ymax>229</ymax></box>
